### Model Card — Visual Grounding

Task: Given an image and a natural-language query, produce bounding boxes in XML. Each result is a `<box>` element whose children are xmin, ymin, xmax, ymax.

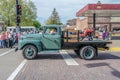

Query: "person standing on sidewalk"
<box><xmin>0</xmin><ymin>33</ymin><xmax>2</xmax><ymax>48</ymax></box>
<box><xmin>7</xmin><ymin>32</ymin><xmax>11</xmax><ymax>48</ymax></box>
<box><xmin>8</xmin><ymin>32</ymin><xmax>13</xmax><ymax>48</ymax></box>
<box><xmin>1</xmin><ymin>32</ymin><xmax>6</xmax><ymax>48</ymax></box>
<box><xmin>17</xmin><ymin>31</ymin><xmax>21</xmax><ymax>41</ymax></box>
<box><xmin>5</xmin><ymin>31</ymin><xmax>9</xmax><ymax>48</ymax></box>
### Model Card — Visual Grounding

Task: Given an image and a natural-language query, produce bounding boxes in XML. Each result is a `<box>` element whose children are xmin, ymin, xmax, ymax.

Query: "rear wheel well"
<box><xmin>77</xmin><ymin>45</ymin><xmax>97</xmax><ymax>50</ymax></box>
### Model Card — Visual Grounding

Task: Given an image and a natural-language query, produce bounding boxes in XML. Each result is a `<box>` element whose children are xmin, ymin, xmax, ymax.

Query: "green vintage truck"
<box><xmin>16</xmin><ymin>25</ymin><xmax>111</xmax><ymax>60</ymax></box>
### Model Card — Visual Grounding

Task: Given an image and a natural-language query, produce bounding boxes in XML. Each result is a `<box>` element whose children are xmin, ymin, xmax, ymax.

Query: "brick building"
<box><xmin>76</xmin><ymin>16</ymin><xmax>120</xmax><ymax>32</ymax></box>
<box><xmin>66</xmin><ymin>19</ymin><xmax>77</xmax><ymax>30</ymax></box>
<box><xmin>66</xmin><ymin>19</ymin><xmax>76</xmax><ymax>26</ymax></box>
<box><xmin>70</xmin><ymin>2</ymin><xmax>120</xmax><ymax>33</ymax></box>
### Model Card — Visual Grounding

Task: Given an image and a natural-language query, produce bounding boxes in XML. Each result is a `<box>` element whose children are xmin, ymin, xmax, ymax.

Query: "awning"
<box><xmin>76</xmin><ymin>4</ymin><xmax>120</xmax><ymax>17</ymax></box>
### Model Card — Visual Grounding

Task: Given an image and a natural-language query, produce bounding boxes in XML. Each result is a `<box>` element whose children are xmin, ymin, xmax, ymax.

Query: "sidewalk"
<box><xmin>109</xmin><ymin>40</ymin><xmax>120</xmax><ymax>52</ymax></box>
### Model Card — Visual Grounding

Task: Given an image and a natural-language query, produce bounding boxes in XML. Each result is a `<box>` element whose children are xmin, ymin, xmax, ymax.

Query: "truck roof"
<box><xmin>44</xmin><ymin>25</ymin><xmax>61</xmax><ymax>28</ymax></box>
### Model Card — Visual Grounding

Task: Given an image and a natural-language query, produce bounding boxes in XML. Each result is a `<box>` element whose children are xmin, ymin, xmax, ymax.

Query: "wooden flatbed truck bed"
<box><xmin>61</xmin><ymin>30</ymin><xmax>112</xmax><ymax>60</ymax></box>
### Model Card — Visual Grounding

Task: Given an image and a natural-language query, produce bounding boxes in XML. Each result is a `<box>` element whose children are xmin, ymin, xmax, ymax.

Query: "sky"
<box><xmin>31</xmin><ymin>0</ymin><xmax>120</xmax><ymax>25</ymax></box>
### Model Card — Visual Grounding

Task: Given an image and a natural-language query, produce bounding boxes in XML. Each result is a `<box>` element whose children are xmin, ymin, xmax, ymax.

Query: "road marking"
<box><xmin>7</xmin><ymin>60</ymin><xmax>27</xmax><ymax>80</ymax></box>
<box><xmin>0</xmin><ymin>49</ymin><xmax>14</xmax><ymax>57</ymax></box>
<box><xmin>109</xmin><ymin>47</ymin><xmax>120</xmax><ymax>51</ymax></box>
<box><xmin>60</xmin><ymin>50</ymin><xmax>79</xmax><ymax>66</ymax></box>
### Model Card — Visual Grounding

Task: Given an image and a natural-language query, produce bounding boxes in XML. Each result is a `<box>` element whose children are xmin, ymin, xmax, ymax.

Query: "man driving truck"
<box><xmin>50</xmin><ymin>28</ymin><xmax>57</xmax><ymax>34</ymax></box>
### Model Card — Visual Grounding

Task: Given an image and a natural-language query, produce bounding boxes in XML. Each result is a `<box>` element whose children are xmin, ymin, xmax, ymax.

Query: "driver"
<box><xmin>50</xmin><ymin>28</ymin><xmax>57</xmax><ymax>34</ymax></box>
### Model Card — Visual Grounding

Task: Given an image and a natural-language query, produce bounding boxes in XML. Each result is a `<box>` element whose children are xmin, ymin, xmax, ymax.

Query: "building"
<box><xmin>66</xmin><ymin>19</ymin><xmax>76</xmax><ymax>26</ymax></box>
<box><xmin>65</xmin><ymin>19</ymin><xmax>77</xmax><ymax>30</ymax></box>
<box><xmin>75</xmin><ymin>2</ymin><xmax>120</xmax><ymax>33</ymax></box>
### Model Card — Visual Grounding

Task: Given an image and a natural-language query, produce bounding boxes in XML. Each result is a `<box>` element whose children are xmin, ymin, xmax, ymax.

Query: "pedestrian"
<box><xmin>13</xmin><ymin>32</ymin><xmax>17</xmax><ymax>45</ymax></box>
<box><xmin>5</xmin><ymin>31</ymin><xmax>9</xmax><ymax>48</ymax></box>
<box><xmin>17</xmin><ymin>31</ymin><xmax>21</xmax><ymax>41</ymax></box>
<box><xmin>1</xmin><ymin>32</ymin><xmax>6</xmax><ymax>48</ymax></box>
<box><xmin>102</xmin><ymin>30</ymin><xmax>106</xmax><ymax>40</ymax></box>
<box><xmin>0</xmin><ymin>33</ymin><xmax>2</xmax><ymax>48</ymax></box>
<box><xmin>10</xmin><ymin>30</ymin><xmax>14</xmax><ymax>48</ymax></box>
<box><xmin>7</xmin><ymin>32</ymin><xmax>11</xmax><ymax>48</ymax></box>
<box><xmin>8</xmin><ymin>32</ymin><xmax>13</xmax><ymax>48</ymax></box>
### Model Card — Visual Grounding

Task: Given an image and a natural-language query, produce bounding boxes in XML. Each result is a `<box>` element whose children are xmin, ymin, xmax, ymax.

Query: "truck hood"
<box><xmin>20</xmin><ymin>34</ymin><xmax>42</xmax><ymax>40</ymax></box>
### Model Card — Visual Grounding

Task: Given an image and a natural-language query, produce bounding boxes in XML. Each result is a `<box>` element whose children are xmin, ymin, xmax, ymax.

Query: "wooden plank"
<box><xmin>67</xmin><ymin>29</ymin><xmax>78</xmax><ymax>32</ymax></box>
<box><xmin>64</xmin><ymin>39</ymin><xmax>78</xmax><ymax>42</ymax></box>
<box><xmin>68</xmin><ymin>35</ymin><xmax>77</xmax><ymax>37</ymax></box>
<box><xmin>68</xmin><ymin>40</ymin><xmax>78</xmax><ymax>42</ymax></box>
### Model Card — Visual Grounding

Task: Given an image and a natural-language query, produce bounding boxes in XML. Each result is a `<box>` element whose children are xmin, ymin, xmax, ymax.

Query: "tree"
<box><xmin>46</xmin><ymin>8</ymin><xmax>62</xmax><ymax>25</ymax></box>
<box><xmin>0</xmin><ymin>0</ymin><xmax>16</xmax><ymax>26</ymax></box>
<box><xmin>20</xmin><ymin>0</ymin><xmax>37</xmax><ymax>26</ymax></box>
<box><xmin>33</xmin><ymin>20</ymin><xmax>41</xmax><ymax>29</ymax></box>
<box><xmin>0</xmin><ymin>0</ymin><xmax>37</xmax><ymax>26</ymax></box>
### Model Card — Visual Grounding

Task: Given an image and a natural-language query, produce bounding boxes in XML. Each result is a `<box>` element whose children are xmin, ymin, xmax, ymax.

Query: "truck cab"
<box><xmin>17</xmin><ymin>25</ymin><xmax>62</xmax><ymax>59</ymax></box>
<box><xmin>41</xmin><ymin>25</ymin><xmax>61</xmax><ymax>50</ymax></box>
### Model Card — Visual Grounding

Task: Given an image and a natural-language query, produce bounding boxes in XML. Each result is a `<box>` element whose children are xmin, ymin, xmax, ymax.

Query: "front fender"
<box><xmin>18</xmin><ymin>40</ymin><xmax>42</xmax><ymax>52</ymax></box>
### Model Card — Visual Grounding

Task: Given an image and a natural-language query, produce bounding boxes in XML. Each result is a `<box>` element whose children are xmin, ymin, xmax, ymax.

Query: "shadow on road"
<box><xmin>85</xmin><ymin>63</ymin><xmax>109</xmax><ymax>68</ymax></box>
<box><xmin>35</xmin><ymin>53</ymin><xmax>78</xmax><ymax>60</ymax></box>
<box><xmin>85</xmin><ymin>62</ymin><xmax>120</xmax><ymax>79</ymax></box>
<box><xmin>111</xmin><ymin>36</ymin><xmax>120</xmax><ymax>40</ymax></box>
<box><xmin>96</xmin><ymin>53</ymin><xmax>120</xmax><ymax>60</ymax></box>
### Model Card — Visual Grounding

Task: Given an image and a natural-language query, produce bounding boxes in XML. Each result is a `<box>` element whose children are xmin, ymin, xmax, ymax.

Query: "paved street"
<box><xmin>0</xmin><ymin>48</ymin><xmax>24</xmax><ymax>80</ymax></box>
<box><xmin>0</xmin><ymin>48</ymin><xmax>120</xmax><ymax>80</ymax></box>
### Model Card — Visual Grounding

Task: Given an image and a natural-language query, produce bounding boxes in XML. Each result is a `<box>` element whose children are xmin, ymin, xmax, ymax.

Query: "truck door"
<box><xmin>41</xmin><ymin>27</ymin><xmax>61</xmax><ymax>50</ymax></box>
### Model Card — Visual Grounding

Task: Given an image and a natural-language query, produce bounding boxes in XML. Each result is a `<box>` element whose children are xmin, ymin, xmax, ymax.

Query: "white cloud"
<box><xmin>31</xmin><ymin>0</ymin><xmax>117</xmax><ymax>24</ymax></box>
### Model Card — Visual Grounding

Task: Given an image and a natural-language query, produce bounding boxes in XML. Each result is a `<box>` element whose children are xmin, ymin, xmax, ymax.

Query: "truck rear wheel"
<box><xmin>80</xmin><ymin>46</ymin><xmax>96</xmax><ymax>60</ymax></box>
<box><xmin>22</xmin><ymin>45</ymin><xmax>38</xmax><ymax>60</ymax></box>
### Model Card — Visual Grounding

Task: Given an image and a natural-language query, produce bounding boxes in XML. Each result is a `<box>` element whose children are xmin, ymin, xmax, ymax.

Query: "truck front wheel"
<box><xmin>80</xmin><ymin>46</ymin><xmax>96</xmax><ymax>60</ymax></box>
<box><xmin>22</xmin><ymin>45</ymin><xmax>38</xmax><ymax>60</ymax></box>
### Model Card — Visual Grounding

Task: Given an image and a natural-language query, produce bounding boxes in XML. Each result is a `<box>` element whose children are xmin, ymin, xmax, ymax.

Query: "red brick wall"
<box><xmin>76</xmin><ymin>18</ymin><xmax>81</xmax><ymax>30</ymax></box>
<box><xmin>76</xmin><ymin>18</ymin><xmax>88</xmax><ymax>30</ymax></box>
<box><xmin>76</xmin><ymin>17</ymin><xmax>120</xmax><ymax>32</ymax></box>
<box><xmin>76</xmin><ymin>17</ymin><xmax>112</xmax><ymax>31</ymax></box>
<box><xmin>88</xmin><ymin>17</ymin><xmax>110</xmax><ymax>23</ymax></box>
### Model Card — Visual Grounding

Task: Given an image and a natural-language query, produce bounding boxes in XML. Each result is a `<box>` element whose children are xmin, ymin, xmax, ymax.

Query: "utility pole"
<box><xmin>93</xmin><ymin>13</ymin><xmax>96</xmax><ymax>35</ymax></box>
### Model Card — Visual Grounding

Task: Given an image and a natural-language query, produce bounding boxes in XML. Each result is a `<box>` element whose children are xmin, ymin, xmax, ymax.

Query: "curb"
<box><xmin>109</xmin><ymin>47</ymin><xmax>120</xmax><ymax>51</ymax></box>
<box><xmin>99</xmin><ymin>47</ymin><xmax>120</xmax><ymax>52</ymax></box>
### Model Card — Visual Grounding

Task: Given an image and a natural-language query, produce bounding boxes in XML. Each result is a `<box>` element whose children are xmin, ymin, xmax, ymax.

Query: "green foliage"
<box><xmin>0</xmin><ymin>0</ymin><xmax>16</xmax><ymax>26</ymax></box>
<box><xmin>46</xmin><ymin>8</ymin><xmax>62</xmax><ymax>25</ymax></box>
<box><xmin>0</xmin><ymin>0</ymin><xmax>37</xmax><ymax>26</ymax></box>
<box><xmin>33</xmin><ymin>20</ymin><xmax>41</xmax><ymax>29</ymax></box>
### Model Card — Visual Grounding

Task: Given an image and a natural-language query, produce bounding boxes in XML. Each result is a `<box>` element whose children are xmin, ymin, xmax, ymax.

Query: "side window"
<box><xmin>45</xmin><ymin>28</ymin><xmax>50</xmax><ymax>34</ymax></box>
<box><xmin>45</xmin><ymin>27</ymin><xmax>57</xmax><ymax>35</ymax></box>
